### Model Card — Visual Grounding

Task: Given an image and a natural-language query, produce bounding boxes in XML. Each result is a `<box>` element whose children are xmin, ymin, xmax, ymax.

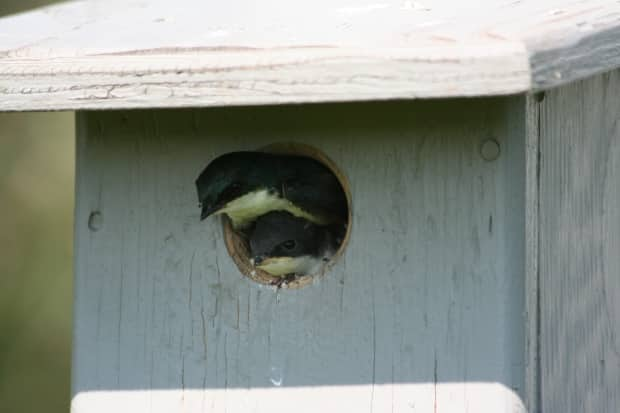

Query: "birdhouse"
<box><xmin>2</xmin><ymin>1</ymin><xmax>620</xmax><ymax>412</ymax></box>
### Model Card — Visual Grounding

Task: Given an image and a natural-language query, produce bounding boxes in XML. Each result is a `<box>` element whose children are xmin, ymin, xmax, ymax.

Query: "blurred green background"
<box><xmin>1</xmin><ymin>1</ymin><xmax>73</xmax><ymax>412</ymax></box>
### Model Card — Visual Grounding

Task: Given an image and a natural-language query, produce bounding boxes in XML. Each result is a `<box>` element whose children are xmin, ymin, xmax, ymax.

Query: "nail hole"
<box><xmin>88</xmin><ymin>211</ymin><xmax>103</xmax><ymax>231</ymax></box>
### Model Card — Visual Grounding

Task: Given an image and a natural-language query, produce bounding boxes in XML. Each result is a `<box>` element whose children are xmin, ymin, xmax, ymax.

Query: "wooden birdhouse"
<box><xmin>2</xmin><ymin>1</ymin><xmax>619</xmax><ymax>412</ymax></box>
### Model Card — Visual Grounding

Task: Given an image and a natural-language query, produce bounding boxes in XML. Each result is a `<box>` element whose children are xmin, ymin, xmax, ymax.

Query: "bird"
<box><xmin>195</xmin><ymin>151</ymin><xmax>348</xmax><ymax>230</ymax></box>
<box><xmin>248</xmin><ymin>211</ymin><xmax>338</xmax><ymax>277</ymax></box>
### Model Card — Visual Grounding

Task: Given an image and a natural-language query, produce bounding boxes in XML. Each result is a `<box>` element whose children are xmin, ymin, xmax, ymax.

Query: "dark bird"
<box><xmin>195</xmin><ymin>152</ymin><xmax>347</xmax><ymax>229</ymax></box>
<box><xmin>249</xmin><ymin>211</ymin><xmax>338</xmax><ymax>276</ymax></box>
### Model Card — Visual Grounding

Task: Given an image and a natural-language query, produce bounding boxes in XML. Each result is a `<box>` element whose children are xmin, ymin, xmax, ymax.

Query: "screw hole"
<box><xmin>480</xmin><ymin>138</ymin><xmax>501</xmax><ymax>162</ymax></box>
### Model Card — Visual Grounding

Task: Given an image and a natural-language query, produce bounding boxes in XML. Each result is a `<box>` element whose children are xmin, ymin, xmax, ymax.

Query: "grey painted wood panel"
<box><xmin>539</xmin><ymin>70</ymin><xmax>620</xmax><ymax>412</ymax></box>
<box><xmin>73</xmin><ymin>100</ymin><xmax>526</xmax><ymax>412</ymax></box>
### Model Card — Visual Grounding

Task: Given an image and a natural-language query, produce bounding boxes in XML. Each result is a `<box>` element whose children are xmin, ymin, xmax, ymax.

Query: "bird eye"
<box><xmin>282</xmin><ymin>240</ymin><xmax>296</xmax><ymax>250</ymax></box>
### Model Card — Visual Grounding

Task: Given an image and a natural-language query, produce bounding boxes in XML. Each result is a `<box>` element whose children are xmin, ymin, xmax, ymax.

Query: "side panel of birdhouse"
<box><xmin>537</xmin><ymin>70</ymin><xmax>620</xmax><ymax>413</ymax></box>
<box><xmin>72</xmin><ymin>100</ymin><xmax>527</xmax><ymax>413</ymax></box>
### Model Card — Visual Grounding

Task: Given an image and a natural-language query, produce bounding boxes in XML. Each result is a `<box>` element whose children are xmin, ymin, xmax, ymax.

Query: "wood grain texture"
<box><xmin>73</xmin><ymin>99</ymin><xmax>527</xmax><ymax>412</ymax></box>
<box><xmin>1</xmin><ymin>0</ymin><xmax>620</xmax><ymax>110</ymax></box>
<box><xmin>538</xmin><ymin>70</ymin><xmax>620</xmax><ymax>412</ymax></box>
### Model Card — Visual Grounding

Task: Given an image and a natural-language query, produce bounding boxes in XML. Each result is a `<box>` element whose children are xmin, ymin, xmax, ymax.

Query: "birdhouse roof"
<box><xmin>1</xmin><ymin>0</ymin><xmax>620</xmax><ymax>111</ymax></box>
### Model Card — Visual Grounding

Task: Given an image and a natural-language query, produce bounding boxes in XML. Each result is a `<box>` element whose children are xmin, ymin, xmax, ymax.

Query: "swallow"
<box><xmin>249</xmin><ymin>211</ymin><xmax>338</xmax><ymax>276</ymax></box>
<box><xmin>195</xmin><ymin>151</ymin><xmax>347</xmax><ymax>229</ymax></box>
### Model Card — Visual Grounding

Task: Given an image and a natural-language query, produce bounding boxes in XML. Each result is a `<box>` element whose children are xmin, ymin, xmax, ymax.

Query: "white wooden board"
<box><xmin>538</xmin><ymin>70</ymin><xmax>620</xmax><ymax>412</ymax></box>
<box><xmin>73</xmin><ymin>99</ymin><xmax>527</xmax><ymax>412</ymax></box>
<box><xmin>1</xmin><ymin>0</ymin><xmax>620</xmax><ymax>110</ymax></box>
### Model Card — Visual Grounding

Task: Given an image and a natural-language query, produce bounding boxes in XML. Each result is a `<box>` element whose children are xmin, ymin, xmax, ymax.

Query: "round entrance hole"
<box><xmin>222</xmin><ymin>142</ymin><xmax>352</xmax><ymax>288</ymax></box>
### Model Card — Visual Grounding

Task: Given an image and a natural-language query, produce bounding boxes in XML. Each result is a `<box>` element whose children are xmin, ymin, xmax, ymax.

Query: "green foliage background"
<box><xmin>0</xmin><ymin>1</ymin><xmax>73</xmax><ymax>411</ymax></box>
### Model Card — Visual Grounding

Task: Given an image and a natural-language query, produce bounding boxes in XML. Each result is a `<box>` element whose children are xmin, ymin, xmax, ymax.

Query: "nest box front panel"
<box><xmin>73</xmin><ymin>100</ymin><xmax>526</xmax><ymax>412</ymax></box>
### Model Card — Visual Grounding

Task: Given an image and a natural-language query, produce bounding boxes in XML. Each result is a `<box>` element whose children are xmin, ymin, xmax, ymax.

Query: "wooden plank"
<box><xmin>1</xmin><ymin>0</ymin><xmax>620</xmax><ymax>110</ymax></box>
<box><xmin>524</xmin><ymin>93</ymin><xmax>541</xmax><ymax>413</ymax></box>
<box><xmin>72</xmin><ymin>99</ymin><xmax>527</xmax><ymax>412</ymax></box>
<box><xmin>538</xmin><ymin>70</ymin><xmax>620</xmax><ymax>412</ymax></box>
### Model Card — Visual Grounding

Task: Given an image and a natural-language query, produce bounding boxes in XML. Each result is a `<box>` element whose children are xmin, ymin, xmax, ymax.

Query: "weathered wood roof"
<box><xmin>1</xmin><ymin>0</ymin><xmax>619</xmax><ymax>111</ymax></box>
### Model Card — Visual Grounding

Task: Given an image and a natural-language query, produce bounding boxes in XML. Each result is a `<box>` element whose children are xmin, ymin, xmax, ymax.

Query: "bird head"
<box><xmin>249</xmin><ymin>211</ymin><xmax>325</xmax><ymax>276</ymax></box>
<box><xmin>195</xmin><ymin>152</ymin><xmax>279</xmax><ymax>222</ymax></box>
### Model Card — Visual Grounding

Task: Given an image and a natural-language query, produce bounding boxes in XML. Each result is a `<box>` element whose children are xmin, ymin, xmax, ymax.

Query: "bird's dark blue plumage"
<box><xmin>195</xmin><ymin>151</ymin><xmax>347</xmax><ymax>229</ymax></box>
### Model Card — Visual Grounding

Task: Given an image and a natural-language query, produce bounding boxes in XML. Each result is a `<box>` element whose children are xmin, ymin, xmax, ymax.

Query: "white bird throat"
<box><xmin>217</xmin><ymin>189</ymin><xmax>327</xmax><ymax>229</ymax></box>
